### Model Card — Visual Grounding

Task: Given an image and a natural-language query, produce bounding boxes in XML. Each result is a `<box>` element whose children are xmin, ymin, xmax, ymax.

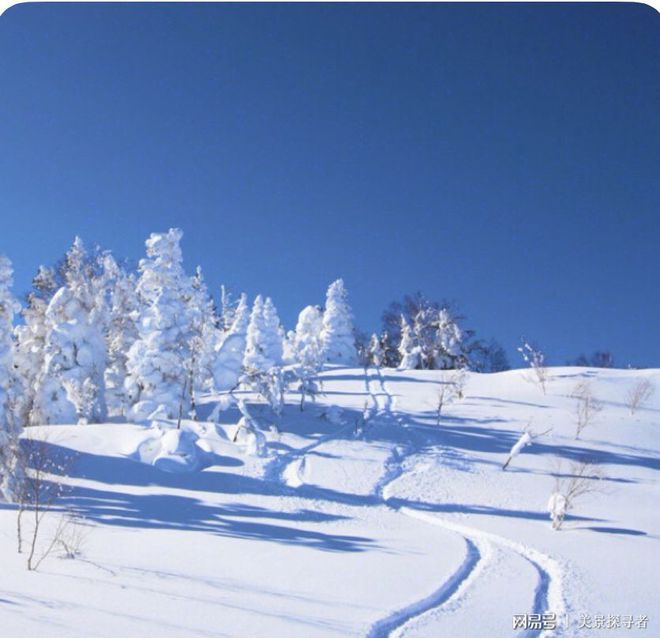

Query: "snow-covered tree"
<box><xmin>32</xmin><ymin>238</ymin><xmax>108</xmax><ymax>425</ymax></box>
<box><xmin>262</xmin><ymin>297</ymin><xmax>284</xmax><ymax>367</ymax></box>
<box><xmin>243</xmin><ymin>295</ymin><xmax>269</xmax><ymax>373</ymax></box>
<box><xmin>0</xmin><ymin>256</ymin><xmax>22</xmax><ymax>500</ymax></box>
<box><xmin>188</xmin><ymin>266</ymin><xmax>220</xmax><ymax>399</ymax></box>
<box><xmin>102</xmin><ymin>254</ymin><xmax>139</xmax><ymax>417</ymax></box>
<box><xmin>242</xmin><ymin>296</ymin><xmax>285</xmax><ymax>413</ymax></box>
<box><xmin>293</xmin><ymin>305</ymin><xmax>323</xmax><ymax>370</ymax></box>
<box><xmin>412</xmin><ymin>307</ymin><xmax>436</xmax><ymax>369</ymax></box>
<box><xmin>228</xmin><ymin>293</ymin><xmax>249</xmax><ymax>339</ymax></box>
<box><xmin>243</xmin><ymin>296</ymin><xmax>283</xmax><ymax>373</ymax></box>
<box><xmin>320</xmin><ymin>279</ymin><xmax>357</xmax><ymax>365</ymax></box>
<box><xmin>434</xmin><ymin>309</ymin><xmax>464</xmax><ymax>369</ymax></box>
<box><xmin>210</xmin><ymin>293</ymin><xmax>250</xmax><ymax>392</ymax></box>
<box><xmin>293</xmin><ymin>305</ymin><xmax>324</xmax><ymax>410</ymax></box>
<box><xmin>14</xmin><ymin>266</ymin><xmax>58</xmax><ymax>426</ymax></box>
<box><xmin>125</xmin><ymin>228</ymin><xmax>200</xmax><ymax>422</ymax></box>
<box><xmin>367</xmin><ymin>333</ymin><xmax>385</xmax><ymax>367</ymax></box>
<box><xmin>398</xmin><ymin>316</ymin><xmax>420</xmax><ymax>370</ymax></box>
<box><xmin>218</xmin><ymin>284</ymin><xmax>237</xmax><ymax>332</ymax></box>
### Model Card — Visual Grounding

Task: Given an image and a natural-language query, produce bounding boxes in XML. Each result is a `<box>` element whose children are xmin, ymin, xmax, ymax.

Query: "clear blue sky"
<box><xmin>0</xmin><ymin>3</ymin><xmax>658</xmax><ymax>366</ymax></box>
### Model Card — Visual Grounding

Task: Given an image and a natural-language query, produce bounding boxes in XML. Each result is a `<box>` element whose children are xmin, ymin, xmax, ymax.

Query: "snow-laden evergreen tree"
<box><xmin>125</xmin><ymin>228</ymin><xmax>200</xmax><ymax>422</ymax></box>
<box><xmin>211</xmin><ymin>293</ymin><xmax>250</xmax><ymax>392</ymax></box>
<box><xmin>0</xmin><ymin>256</ymin><xmax>22</xmax><ymax>501</ymax></box>
<box><xmin>33</xmin><ymin>237</ymin><xmax>108</xmax><ymax>425</ymax></box>
<box><xmin>398</xmin><ymin>316</ymin><xmax>420</xmax><ymax>370</ymax></box>
<box><xmin>242</xmin><ymin>296</ymin><xmax>285</xmax><ymax>413</ymax></box>
<box><xmin>293</xmin><ymin>305</ymin><xmax>324</xmax><ymax>409</ymax></box>
<box><xmin>189</xmin><ymin>266</ymin><xmax>220</xmax><ymax>398</ymax></box>
<box><xmin>102</xmin><ymin>254</ymin><xmax>139</xmax><ymax>417</ymax></box>
<box><xmin>262</xmin><ymin>297</ymin><xmax>284</xmax><ymax>367</ymax></box>
<box><xmin>412</xmin><ymin>307</ymin><xmax>437</xmax><ymax>369</ymax></box>
<box><xmin>294</xmin><ymin>305</ymin><xmax>323</xmax><ymax>370</ymax></box>
<box><xmin>228</xmin><ymin>293</ymin><xmax>250</xmax><ymax>338</ymax></box>
<box><xmin>243</xmin><ymin>295</ymin><xmax>269</xmax><ymax>373</ymax></box>
<box><xmin>282</xmin><ymin>329</ymin><xmax>297</xmax><ymax>365</ymax></box>
<box><xmin>218</xmin><ymin>284</ymin><xmax>237</xmax><ymax>332</ymax></box>
<box><xmin>243</xmin><ymin>296</ymin><xmax>283</xmax><ymax>372</ymax></box>
<box><xmin>13</xmin><ymin>266</ymin><xmax>58</xmax><ymax>426</ymax></box>
<box><xmin>434</xmin><ymin>309</ymin><xmax>464</xmax><ymax>369</ymax></box>
<box><xmin>368</xmin><ymin>333</ymin><xmax>385</xmax><ymax>367</ymax></box>
<box><xmin>320</xmin><ymin>279</ymin><xmax>357</xmax><ymax>365</ymax></box>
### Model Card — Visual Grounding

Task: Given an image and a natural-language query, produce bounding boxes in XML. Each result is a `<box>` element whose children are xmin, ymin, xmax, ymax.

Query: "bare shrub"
<box><xmin>435</xmin><ymin>370</ymin><xmax>467</xmax><ymax>425</ymax></box>
<box><xmin>571</xmin><ymin>380</ymin><xmax>602</xmax><ymax>439</ymax></box>
<box><xmin>15</xmin><ymin>433</ymin><xmax>75</xmax><ymax>570</ymax></box>
<box><xmin>548</xmin><ymin>459</ymin><xmax>604</xmax><ymax>530</ymax></box>
<box><xmin>518</xmin><ymin>339</ymin><xmax>548</xmax><ymax>394</ymax></box>
<box><xmin>56</xmin><ymin>511</ymin><xmax>91</xmax><ymax>560</ymax></box>
<box><xmin>625</xmin><ymin>379</ymin><xmax>654</xmax><ymax>415</ymax></box>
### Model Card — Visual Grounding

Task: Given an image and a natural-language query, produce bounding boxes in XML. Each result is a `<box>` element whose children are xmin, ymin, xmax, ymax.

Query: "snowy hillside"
<box><xmin>0</xmin><ymin>366</ymin><xmax>658</xmax><ymax>637</ymax></box>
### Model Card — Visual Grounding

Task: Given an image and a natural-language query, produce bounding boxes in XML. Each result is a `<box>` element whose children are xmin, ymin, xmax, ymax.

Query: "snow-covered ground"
<box><xmin>1</xmin><ymin>366</ymin><xmax>658</xmax><ymax>637</ymax></box>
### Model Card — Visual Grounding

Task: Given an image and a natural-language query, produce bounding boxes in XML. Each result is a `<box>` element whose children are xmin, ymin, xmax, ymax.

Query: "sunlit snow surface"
<box><xmin>1</xmin><ymin>366</ymin><xmax>658</xmax><ymax>637</ymax></box>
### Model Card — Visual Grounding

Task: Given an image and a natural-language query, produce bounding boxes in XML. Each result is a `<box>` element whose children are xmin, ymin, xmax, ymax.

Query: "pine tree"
<box><xmin>125</xmin><ymin>228</ymin><xmax>199</xmax><ymax>422</ymax></box>
<box><xmin>228</xmin><ymin>293</ymin><xmax>250</xmax><ymax>338</ymax></box>
<box><xmin>320</xmin><ymin>279</ymin><xmax>357</xmax><ymax>365</ymax></box>
<box><xmin>33</xmin><ymin>238</ymin><xmax>108</xmax><ymax>425</ymax></box>
<box><xmin>243</xmin><ymin>295</ymin><xmax>284</xmax><ymax>372</ymax></box>
<box><xmin>398</xmin><ymin>315</ymin><xmax>420</xmax><ymax>370</ymax></box>
<box><xmin>0</xmin><ymin>256</ymin><xmax>21</xmax><ymax>501</ymax></box>
<box><xmin>243</xmin><ymin>295</ymin><xmax>269</xmax><ymax>373</ymax></box>
<box><xmin>242</xmin><ymin>295</ymin><xmax>285</xmax><ymax>413</ymax></box>
<box><xmin>219</xmin><ymin>284</ymin><xmax>237</xmax><ymax>332</ymax></box>
<box><xmin>293</xmin><ymin>305</ymin><xmax>324</xmax><ymax>409</ymax></box>
<box><xmin>102</xmin><ymin>254</ymin><xmax>139</xmax><ymax>418</ymax></box>
<box><xmin>294</xmin><ymin>305</ymin><xmax>323</xmax><ymax>370</ymax></box>
<box><xmin>434</xmin><ymin>309</ymin><xmax>463</xmax><ymax>369</ymax></box>
<box><xmin>211</xmin><ymin>293</ymin><xmax>249</xmax><ymax>392</ymax></box>
<box><xmin>189</xmin><ymin>266</ymin><xmax>220</xmax><ymax>398</ymax></box>
<box><xmin>262</xmin><ymin>297</ymin><xmax>284</xmax><ymax>367</ymax></box>
<box><xmin>368</xmin><ymin>333</ymin><xmax>385</xmax><ymax>367</ymax></box>
<box><xmin>14</xmin><ymin>266</ymin><xmax>58</xmax><ymax>426</ymax></box>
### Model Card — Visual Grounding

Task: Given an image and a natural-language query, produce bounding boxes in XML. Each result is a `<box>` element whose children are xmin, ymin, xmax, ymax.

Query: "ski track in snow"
<box><xmin>365</xmin><ymin>534</ymin><xmax>489</xmax><ymax>638</ymax></box>
<box><xmin>397</xmin><ymin>508</ymin><xmax>566</xmax><ymax>638</ymax></box>
<box><xmin>269</xmin><ymin>368</ymin><xmax>567</xmax><ymax>638</ymax></box>
<box><xmin>366</xmin><ymin>369</ymin><xmax>567</xmax><ymax>638</ymax></box>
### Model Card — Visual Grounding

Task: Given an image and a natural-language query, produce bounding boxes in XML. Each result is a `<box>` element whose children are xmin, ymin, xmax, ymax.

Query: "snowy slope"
<box><xmin>0</xmin><ymin>366</ymin><xmax>658</xmax><ymax>637</ymax></box>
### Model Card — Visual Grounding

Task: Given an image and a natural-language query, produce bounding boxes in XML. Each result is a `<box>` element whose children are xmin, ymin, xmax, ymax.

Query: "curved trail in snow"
<box><xmin>270</xmin><ymin>368</ymin><xmax>567</xmax><ymax>637</ymax></box>
<box><xmin>365</xmin><ymin>534</ymin><xmax>489</xmax><ymax>638</ymax></box>
<box><xmin>367</xmin><ymin>369</ymin><xmax>566</xmax><ymax>638</ymax></box>
<box><xmin>397</xmin><ymin>508</ymin><xmax>566</xmax><ymax>638</ymax></box>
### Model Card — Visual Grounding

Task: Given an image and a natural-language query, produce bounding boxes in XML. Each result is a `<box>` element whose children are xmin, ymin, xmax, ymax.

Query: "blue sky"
<box><xmin>0</xmin><ymin>3</ymin><xmax>658</xmax><ymax>366</ymax></box>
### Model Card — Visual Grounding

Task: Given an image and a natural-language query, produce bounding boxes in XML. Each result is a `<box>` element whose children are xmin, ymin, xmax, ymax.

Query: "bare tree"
<box><xmin>435</xmin><ymin>385</ymin><xmax>448</xmax><ymax>425</ymax></box>
<box><xmin>434</xmin><ymin>371</ymin><xmax>467</xmax><ymax>425</ymax></box>
<box><xmin>547</xmin><ymin>459</ymin><xmax>604</xmax><ymax>530</ymax></box>
<box><xmin>625</xmin><ymin>379</ymin><xmax>654</xmax><ymax>415</ymax></box>
<box><xmin>56</xmin><ymin>511</ymin><xmax>91</xmax><ymax>560</ymax></box>
<box><xmin>571</xmin><ymin>380</ymin><xmax>603</xmax><ymax>439</ymax></box>
<box><xmin>449</xmin><ymin>367</ymin><xmax>468</xmax><ymax>400</ymax></box>
<box><xmin>518</xmin><ymin>338</ymin><xmax>548</xmax><ymax>394</ymax></box>
<box><xmin>15</xmin><ymin>433</ymin><xmax>75</xmax><ymax>570</ymax></box>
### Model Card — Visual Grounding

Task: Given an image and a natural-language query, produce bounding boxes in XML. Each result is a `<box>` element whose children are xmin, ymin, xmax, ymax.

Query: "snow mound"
<box><xmin>137</xmin><ymin>428</ymin><xmax>202</xmax><ymax>473</ymax></box>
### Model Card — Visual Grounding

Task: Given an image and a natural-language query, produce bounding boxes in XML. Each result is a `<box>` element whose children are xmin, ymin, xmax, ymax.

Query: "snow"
<box><xmin>1</xmin><ymin>366</ymin><xmax>658</xmax><ymax>637</ymax></box>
